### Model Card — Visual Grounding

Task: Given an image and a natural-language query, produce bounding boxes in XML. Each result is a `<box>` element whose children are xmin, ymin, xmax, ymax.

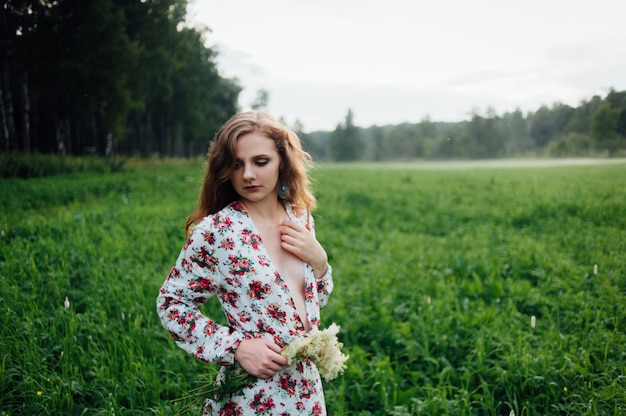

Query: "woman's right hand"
<box><xmin>234</xmin><ymin>338</ymin><xmax>288</xmax><ymax>379</ymax></box>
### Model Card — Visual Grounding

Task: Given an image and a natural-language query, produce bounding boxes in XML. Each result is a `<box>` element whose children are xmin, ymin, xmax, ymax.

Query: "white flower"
<box><xmin>593</xmin><ymin>264</ymin><xmax>598</xmax><ymax>275</ymax></box>
<box><xmin>281</xmin><ymin>323</ymin><xmax>349</xmax><ymax>381</ymax></box>
<box><xmin>64</xmin><ymin>296</ymin><xmax>70</xmax><ymax>310</ymax></box>
<box><xmin>530</xmin><ymin>315</ymin><xmax>536</xmax><ymax>329</ymax></box>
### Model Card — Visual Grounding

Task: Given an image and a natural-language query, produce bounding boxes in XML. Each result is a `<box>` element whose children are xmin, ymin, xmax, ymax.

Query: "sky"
<box><xmin>186</xmin><ymin>0</ymin><xmax>626</xmax><ymax>131</ymax></box>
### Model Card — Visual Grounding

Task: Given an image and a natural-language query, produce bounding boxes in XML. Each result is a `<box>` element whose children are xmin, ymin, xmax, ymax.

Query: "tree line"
<box><xmin>1</xmin><ymin>0</ymin><xmax>239</xmax><ymax>157</ymax></box>
<box><xmin>2</xmin><ymin>1</ymin><xmax>625</xmax><ymax>160</ymax></box>
<box><xmin>302</xmin><ymin>89</ymin><xmax>626</xmax><ymax>161</ymax></box>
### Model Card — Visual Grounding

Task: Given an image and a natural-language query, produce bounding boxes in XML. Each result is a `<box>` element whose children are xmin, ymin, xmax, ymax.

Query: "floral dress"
<box><xmin>156</xmin><ymin>201</ymin><xmax>334</xmax><ymax>415</ymax></box>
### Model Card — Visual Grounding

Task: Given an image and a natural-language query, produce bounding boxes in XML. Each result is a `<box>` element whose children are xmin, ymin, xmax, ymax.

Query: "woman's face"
<box><xmin>230</xmin><ymin>132</ymin><xmax>282</xmax><ymax>205</ymax></box>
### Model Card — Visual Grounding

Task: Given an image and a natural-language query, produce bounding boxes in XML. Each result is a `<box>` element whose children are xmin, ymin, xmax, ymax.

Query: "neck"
<box><xmin>241</xmin><ymin>198</ymin><xmax>284</xmax><ymax>223</ymax></box>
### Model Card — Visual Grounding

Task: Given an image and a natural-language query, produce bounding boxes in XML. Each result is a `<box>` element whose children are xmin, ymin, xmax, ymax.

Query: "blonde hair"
<box><xmin>186</xmin><ymin>111</ymin><xmax>316</xmax><ymax>235</ymax></box>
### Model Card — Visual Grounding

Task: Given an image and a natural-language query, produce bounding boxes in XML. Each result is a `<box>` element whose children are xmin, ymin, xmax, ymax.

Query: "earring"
<box><xmin>277</xmin><ymin>181</ymin><xmax>290</xmax><ymax>199</ymax></box>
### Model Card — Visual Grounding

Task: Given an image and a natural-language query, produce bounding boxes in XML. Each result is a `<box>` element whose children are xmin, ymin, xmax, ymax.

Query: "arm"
<box><xmin>156</xmin><ymin>225</ymin><xmax>244</xmax><ymax>365</ymax></box>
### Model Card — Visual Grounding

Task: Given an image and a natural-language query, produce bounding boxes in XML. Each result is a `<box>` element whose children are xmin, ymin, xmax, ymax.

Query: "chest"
<box><xmin>256</xmin><ymin>224</ymin><xmax>304</xmax><ymax>285</ymax></box>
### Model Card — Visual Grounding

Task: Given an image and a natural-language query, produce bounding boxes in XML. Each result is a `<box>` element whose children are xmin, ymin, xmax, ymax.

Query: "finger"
<box><xmin>280</xmin><ymin>233</ymin><xmax>300</xmax><ymax>247</ymax></box>
<box><xmin>279</xmin><ymin>224</ymin><xmax>298</xmax><ymax>239</ymax></box>
<box><xmin>264</xmin><ymin>339</ymin><xmax>283</xmax><ymax>353</ymax></box>
<box><xmin>281</xmin><ymin>220</ymin><xmax>307</xmax><ymax>233</ymax></box>
<box><xmin>263</xmin><ymin>340</ymin><xmax>289</xmax><ymax>365</ymax></box>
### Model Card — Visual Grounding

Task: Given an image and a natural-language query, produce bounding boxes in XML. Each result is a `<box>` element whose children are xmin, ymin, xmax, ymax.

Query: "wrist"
<box><xmin>312</xmin><ymin>262</ymin><xmax>328</xmax><ymax>278</ymax></box>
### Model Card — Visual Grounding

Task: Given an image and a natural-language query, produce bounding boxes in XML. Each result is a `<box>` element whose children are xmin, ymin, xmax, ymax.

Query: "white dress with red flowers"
<box><xmin>156</xmin><ymin>202</ymin><xmax>333</xmax><ymax>415</ymax></box>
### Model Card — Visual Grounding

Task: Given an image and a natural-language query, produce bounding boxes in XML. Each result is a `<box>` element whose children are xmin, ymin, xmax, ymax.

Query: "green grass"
<box><xmin>1</xmin><ymin>159</ymin><xmax>625</xmax><ymax>415</ymax></box>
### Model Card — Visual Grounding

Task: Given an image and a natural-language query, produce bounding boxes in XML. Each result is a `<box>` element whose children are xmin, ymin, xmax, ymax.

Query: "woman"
<box><xmin>156</xmin><ymin>111</ymin><xmax>334</xmax><ymax>415</ymax></box>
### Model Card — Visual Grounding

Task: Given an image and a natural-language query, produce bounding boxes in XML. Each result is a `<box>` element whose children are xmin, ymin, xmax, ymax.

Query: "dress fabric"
<box><xmin>156</xmin><ymin>201</ymin><xmax>333</xmax><ymax>415</ymax></box>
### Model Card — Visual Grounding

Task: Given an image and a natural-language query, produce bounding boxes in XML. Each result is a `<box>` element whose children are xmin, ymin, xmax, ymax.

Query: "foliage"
<box><xmin>1</xmin><ymin>159</ymin><xmax>625</xmax><ymax>415</ymax></box>
<box><xmin>0</xmin><ymin>153</ymin><xmax>127</xmax><ymax>179</ymax></box>
<box><xmin>545</xmin><ymin>133</ymin><xmax>593</xmax><ymax>157</ymax></box>
<box><xmin>309</xmin><ymin>89</ymin><xmax>626</xmax><ymax>161</ymax></box>
<box><xmin>329</xmin><ymin>109</ymin><xmax>365</xmax><ymax>161</ymax></box>
<box><xmin>0</xmin><ymin>0</ymin><xmax>240</xmax><ymax>157</ymax></box>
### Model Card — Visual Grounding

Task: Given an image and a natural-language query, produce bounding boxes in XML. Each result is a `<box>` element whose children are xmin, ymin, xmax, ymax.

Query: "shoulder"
<box><xmin>191</xmin><ymin>202</ymin><xmax>248</xmax><ymax>235</ymax></box>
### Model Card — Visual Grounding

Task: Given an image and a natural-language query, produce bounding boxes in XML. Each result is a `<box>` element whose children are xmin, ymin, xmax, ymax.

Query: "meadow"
<box><xmin>1</xmin><ymin>158</ymin><xmax>625</xmax><ymax>415</ymax></box>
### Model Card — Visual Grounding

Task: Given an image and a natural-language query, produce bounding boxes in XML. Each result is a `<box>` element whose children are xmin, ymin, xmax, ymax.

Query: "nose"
<box><xmin>242</xmin><ymin>163</ymin><xmax>255</xmax><ymax>181</ymax></box>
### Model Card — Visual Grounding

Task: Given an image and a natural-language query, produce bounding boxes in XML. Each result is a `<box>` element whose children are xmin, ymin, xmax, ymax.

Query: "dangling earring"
<box><xmin>277</xmin><ymin>180</ymin><xmax>290</xmax><ymax>200</ymax></box>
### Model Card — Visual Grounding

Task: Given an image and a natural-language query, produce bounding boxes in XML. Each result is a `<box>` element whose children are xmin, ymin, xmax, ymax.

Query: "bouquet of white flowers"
<box><xmin>280</xmin><ymin>323</ymin><xmax>349</xmax><ymax>381</ymax></box>
<box><xmin>175</xmin><ymin>324</ymin><xmax>349</xmax><ymax>412</ymax></box>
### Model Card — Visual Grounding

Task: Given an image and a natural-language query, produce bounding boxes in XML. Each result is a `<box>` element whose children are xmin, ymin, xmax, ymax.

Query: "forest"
<box><xmin>2</xmin><ymin>0</ymin><xmax>626</xmax><ymax>160</ymax></box>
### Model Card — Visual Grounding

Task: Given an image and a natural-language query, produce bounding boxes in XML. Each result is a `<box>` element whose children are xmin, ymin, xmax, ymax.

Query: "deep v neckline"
<box><xmin>238</xmin><ymin>203</ymin><xmax>309</xmax><ymax>331</ymax></box>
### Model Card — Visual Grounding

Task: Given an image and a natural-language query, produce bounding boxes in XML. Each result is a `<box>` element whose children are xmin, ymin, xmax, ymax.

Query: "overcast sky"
<box><xmin>186</xmin><ymin>0</ymin><xmax>626</xmax><ymax>131</ymax></box>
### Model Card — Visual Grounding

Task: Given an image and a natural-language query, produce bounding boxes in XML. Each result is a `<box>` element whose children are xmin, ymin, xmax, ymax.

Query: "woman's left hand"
<box><xmin>280</xmin><ymin>220</ymin><xmax>328</xmax><ymax>278</ymax></box>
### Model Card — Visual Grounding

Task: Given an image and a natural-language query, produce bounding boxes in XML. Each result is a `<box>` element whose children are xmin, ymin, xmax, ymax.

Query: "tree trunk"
<box><xmin>105</xmin><ymin>132</ymin><xmax>113</xmax><ymax>156</ymax></box>
<box><xmin>0</xmin><ymin>60</ymin><xmax>17</xmax><ymax>152</ymax></box>
<box><xmin>56</xmin><ymin>118</ymin><xmax>67</xmax><ymax>155</ymax></box>
<box><xmin>0</xmin><ymin>74</ymin><xmax>9</xmax><ymax>152</ymax></box>
<box><xmin>21</xmin><ymin>71</ymin><xmax>31</xmax><ymax>152</ymax></box>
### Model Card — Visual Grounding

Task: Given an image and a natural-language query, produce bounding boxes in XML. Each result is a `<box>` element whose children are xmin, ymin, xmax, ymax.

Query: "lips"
<box><xmin>244</xmin><ymin>185</ymin><xmax>261</xmax><ymax>192</ymax></box>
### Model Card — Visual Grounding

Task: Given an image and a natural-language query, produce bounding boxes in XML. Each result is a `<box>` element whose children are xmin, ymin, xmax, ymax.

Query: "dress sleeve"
<box><xmin>156</xmin><ymin>223</ymin><xmax>244</xmax><ymax>366</ymax></box>
<box><xmin>308</xmin><ymin>214</ymin><xmax>334</xmax><ymax>308</ymax></box>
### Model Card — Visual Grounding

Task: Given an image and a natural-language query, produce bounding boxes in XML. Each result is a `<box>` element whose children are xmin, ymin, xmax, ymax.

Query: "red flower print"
<box><xmin>219</xmin><ymin>401</ymin><xmax>243</xmax><ymax>416</ymax></box>
<box><xmin>168</xmin><ymin>267</ymin><xmax>181</xmax><ymax>279</ymax></box>
<box><xmin>181</xmin><ymin>258</ymin><xmax>192</xmax><ymax>272</ymax></box>
<box><xmin>203</xmin><ymin>231</ymin><xmax>216</xmax><ymax>244</ymax></box>
<box><xmin>267</xmin><ymin>303</ymin><xmax>287</xmax><ymax>324</ymax></box>
<box><xmin>248</xmin><ymin>280</ymin><xmax>271</xmax><ymax>299</ymax></box>
<box><xmin>213</xmin><ymin>215</ymin><xmax>233</xmax><ymax>232</ymax></box>
<box><xmin>199</xmin><ymin>277</ymin><xmax>216</xmax><ymax>290</ymax></box>
<box><xmin>299</xmin><ymin>378</ymin><xmax>314</xmax><ymax>399</ymax></box>
<box><xmin>304</xmin><ymin>282</ymin><xmax>315</xmax><ymax>300</ymax></box>
<box><xmin>258</xmin><ymin>255</ymin><xmax>269</xmax><ymax>267</ymax></box>
<box><xmin>167</xmin><ymin>309</ymin><xmax>180</xmax><ymax>320</ymax></box>
<box><xmin>273</xmin><ymin>335</ymin><xmax>286</xmax><ymax>348</ymax></box>
<box><xmin>237</xmin><ymin>311</ymin><xmax>251</xmax><ymax>322</ymax></box>
<box><xmin>228</xmin><ymin>254</ymin><xmax>253</xmax><ymax>276</ymax></box>
<box><xmin>203</xmin><ymin>322</ymin><xmax>215</xmax><ymax>337</ymax></box>
<box><xmin>241</xmin><ymin>230</ymin><xmax>252</xmax><ymax>244</ymax></box>
<box><xmin>317</xmin><ymin>279</ymin><xmax>331</xmax><ymax>295</ymax></box>
<box><xmin>220</xmin><ymin>289</ymin><xmax>240</xmax><ymax>308</ymax></box>
<box><xmin>194</xmin><ymin>247</ymin><xmax>217</xmax><ymax>270</ymax></box>
<box><xmin>221</xmin><ymin>238</ymin><xmax>234</xmax><ymax>250</ymax></box>
<box><xmin>274</xmin><ymin>273</ymin><xmax>289</xmax><ymax>290</ymax></box>
<box><xmin>279</xmin><ymin>372</ymin><xmax>297</xmax><ymax>396</ymax></box>
<box><xmin>256</xmin><ymin>322</ymin><xmax>276</xmax><ymax>335</ymax></box>
<box><xmin>188</xmin><ymin>277</ymin><xmax>216</xmax><ymax>292</ymax></box>
<box><xmin>194</xmin><ymin>345</ymin><xmax>204</xmax><ymax>358</ymax></box>
<box><xmin>250</xmin><ymin>391</ymin><xmax>274</xmax><ymax>414</ymax></box>
<box><xmin>241</xmin><ymin>229</ymin><xmax>261</xmax><ymax>250</ymax></box>
<box><xmin>182</xmin><ymin>316</ymin><xmax>196</xmax><ymax>336</ymax></box>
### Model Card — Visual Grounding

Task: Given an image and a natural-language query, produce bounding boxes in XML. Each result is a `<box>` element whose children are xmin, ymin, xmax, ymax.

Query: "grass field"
<box><xmin>1</xmin><ymin>158</ymin><xmax>625</xmax><ymax>415</ymax></box>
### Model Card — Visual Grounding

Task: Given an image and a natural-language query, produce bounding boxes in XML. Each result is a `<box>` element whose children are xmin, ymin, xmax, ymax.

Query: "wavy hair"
<box><xmin>185</xmin><ymin>111</ymin><xmax>316</xmax><ymax>235</ymax></box>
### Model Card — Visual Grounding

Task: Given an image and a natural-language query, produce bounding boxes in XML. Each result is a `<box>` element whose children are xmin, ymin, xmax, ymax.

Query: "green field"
<box><xmin>1</xmin><ymin>159</ymin><xmax>625</xmax><ymax>415</ymax></box>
